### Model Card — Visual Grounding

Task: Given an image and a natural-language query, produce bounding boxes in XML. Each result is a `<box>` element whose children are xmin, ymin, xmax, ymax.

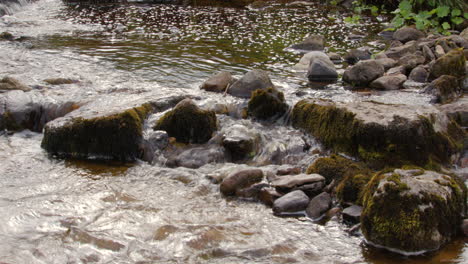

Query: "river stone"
<box><xmin>392</xmin><ymin>26</ymin><xmax>425</xmax><ymax>43</ymax></box>
<box><xmin>305</xmin><ymin>192</ymin><xmax>331</xmax><ymax>219</ymax></box>
<box><xmin>142</xmin><ymin>130</ymin><xmax>169</xmax><ymax>162</ymax></box>
<box><xmin>294</xmin><ymin>51</ymin><xmax>332</xmax><ymax>71</ymax></box>
<box><xmin>398</xmin><ymin>54</ymin><xmax>425</xmax><ymax>71</ymax></box>
<box><xmin>370</xmin><ymin>74</ymin><xmax>406</xmax><ymax>90</ymax></box>
<box><xmin>0</xmin><ymin>32</ymin><xmax>14</xmax><ymax>41</ymax></box>
<box><xmin>440</xmin><ymin>97</ymin><xmax>468</xmax><ymax>127</ymax></box>
<box><xmin>422</xmin><ymin>44</ymin><xmax>435</xmax><ymax>62</ymax></box>
<box><xmin>271</xmin><ymin>173</ymin><xmax>325</xmax><ymax>190</ymax></box>
<box><xmin>0</xmin><ymin>77</ymin><xmax>31</xmax><ymax>92</ymax></box>
<box><xmin>375</xmin><ymin>58</ymin><xmax>397</xmax><ymax>71</ymax></box>
<box><xmin>424</xmin><ymin>75</ymin><xmax>461</xmax><ymax>104</ymax></box>
<box><xmin>220</xmin><ymin>169</ymin><xmax>264</xmax><ymax>196</ymax></box>
<box><xmin>461</xmin><ymin>28</ymin><xmax>468</xmax><ymax>41</ymax></box>
<box><xmin>429</xmin><ymin>48</ymin><xmax>466</xmax><ymax>80</ymax></box>
<box><xmin>0</xmin><ymin>90</ymin><xmax>77</xmax><ymax>132</ymax></box>
<box><xmin>44</xmin><ymin>78</ymin><xmax>79</xmax><ymax>85</ymax></box>
<box><xmin>154</xmin><ymin>99</ymin><xmax>217</xmax><ymax>144</ymax></box>
<box><xmin>342</xmin><ymin>205</ymin><xmax>362</xmax><ymax>224</ymax></box>
<box><xmin>344</xmin><ymin>49</ymin><xmax>371</xmax><ymax>65</ymax></box>
<box><xmin>434</xmin><ymin>45</ymin><xmax>445</xmax><ymax>58</ymax></box>
<box><xmin>227</xmin><ymin>69</ymin><xmax>274</xmax><ymax>98</ymax></box>
<box><xmin>343</xmin><ymin>60</ymin><xmax>385</xmax><ymax>87</ymax></box>
<box><xmin>384</xmin><ymin>41</ymin><xmax>418</xmax><ymax>60</ymax></box>
<box><xmin>292</xmin><ymin>99</ymin><xmax>464</xmax><ymax>168</ymax></box>
<box><xmin>42</xmin><ymin>95</ymin><xmax>185</xmax><ymax>161</ymax></box>
<box><xmin>258</xmin><ymin>186</ymin><xmax>282</xmax><ymax>206</ymax></box>
<box><xmin>306</xmin><ymin>52</ymin><xmax>338</xmax><ymax>82</ymax></box>
<box><xmin>222</xmin><ymin>124</ymin><xmax>260</xmax><ymax>161</ymax></box>
<box><xmin>247</xmin><ymin>87</ymin><xmax>288</xmax><ymax>120</ymax></box>
<box><xmin>408</xmin><ymin>66</ymin><xmax>428</xmax><ymax>83</ymax></box>
<box><xmin>200</xmin><ymin>71</ymin><xmax>234</xmax><ymax>93</ymax></box>
<box><xmin>386</xmin><ymin>65</ymin><xmax>406</xmax><ymax>76</ymax></box>
<box><xmin>168</xmin><ymin>145</ymin><xmax>225</xmax><ymax>169</ymax></box>
<box><xmin>361</xmin><ymin>169</ymin><xmax>466</xmax><ymax>253</ymax></box>
<box><xmin>288</xmin><ymin>34</ymin><xmax>324</xmax><ymax>52</ymax></box>
<box><xmin>272</xmin><ymin>190</ymin><xmax>310</xmax><ymax>214</ymax></box>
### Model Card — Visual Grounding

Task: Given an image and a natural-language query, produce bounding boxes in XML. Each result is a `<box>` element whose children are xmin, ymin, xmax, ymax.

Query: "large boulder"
<box><xmin>247</xmin><ymin>88</ymin><xmax>288</xmax><ymax>120</ymax></box>
<box><xmin>306</xmin><ymin>51</ymin><xmax>338</xmax><ymax>82</ymax></box>
<box><xmin>361</xmin><ymin>169</ymin><xmax>466</xmax><ymax>254</ymax></box>
<box><xmin>343</xmin><ymin>60</ymin><xmax>385</xmax><ymax>87</ymax></box>
<box><xmin>335</xmin><ymin>173</ymin><xmax>371</xmax><ymax>204</ymax></box>
<box><xmin>227</xmin><ymin>69</ymin><xmax>274</xmax><ymax>98</ymax></box>
<box><xmin>288</xmin><ymin>35</ymin><xmax>324</xmax><ymax>52</ymax></box>
<box><xmin>292</xmin><ymin>99</ymin><xmax>465</xmax><ymax>168</ymax></box>
<box><xmin>392</xmin><ymin>27</ymin><xmax>425</xmax><ymax>43</ymax></box>
<box><xmin>200</xmin><ymin>71</ymin><xmax>234</xmax><ymax>93</ymax></box>
<box><xmin>154</xmin><ymin>99</ymin><xmax>217</xmax><ymax>144</ymax></box>
<box><xmin>42</xmin><ymin>95</ymin><xmax>185</xmax><ymax>161</ymax></box>
<box><xmin>429</xmin><ymin>48</ymin><xmax>466</xmax><ymax>80</ymax></box>
<box><xmin>424</xmin><ymin>75</ymin><xmax>462</xmax><ymax>104</ymax></box>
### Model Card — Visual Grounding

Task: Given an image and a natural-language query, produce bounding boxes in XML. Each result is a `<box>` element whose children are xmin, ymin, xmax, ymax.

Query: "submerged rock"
<box><xmin>247</xmin><ymin>88</ymin><xmax>288</xmax><ymax>120</ymax></box>
<box><xmin>305</xmin><ymin>192</ymin><xmax>331</xmax><ymax>219</ymax></box>
<box><xmin>200</xmin><ymin>71</ymin><xmax>234</xmax><ymax>93</ymax></box>
<box><xmin>272</xmin><ymin>190</ymin><xmax>309</xmax><ymax>215</ymax></box>
<box><xmin>429</xmin><ymin>48</ymin><xmax>466</xmax><ymax>80</ymax></box>
<box><xmin>361</xmin><ymin>169</ymin><xmax>466</xmax><ymax>254</ymax></box>
<box><xmin>288</xmin><ymin>34</ymin><xmax>324</xmax><ymax>52</ymax></box>
<box><xmin>424</xmin><ymin>75</ymin><xmax>462</xmax><ymax>104</ymax></box>
<box><xmin>392</xmin><ymin>27</ymin><xmax>425</xmax><ymax>43</ymax></box>
<box><xmin>167</xmin><ymin>145</ymin><xmax>225</xmax><ymax>169</ymax></box>
<box><xmin>154</xmin><ymin>99</ymin><xmax>217</xmax><ymax>144</ymax></box>
<box><xmin>220</xmin><ymin>169</ymin><xmax>264</xmax><ymax>196</ymax></box>
<box><xmin>227</xmin><ymin>69</ymin><xmax>274</xmax><ymax>98</ymax></box>
<box><xmin>292</xmin><ymin>99</ymin><xmax>464</xmax><ymax>168</ymax></box>
<box><xmin>343</xmin><ymin>60</ymin><xmax>385</xmax><ymax>87</ymax></box>
<box><xmin>222</xmin><ymin>124</ymin><xmax>260</xmax><ymax>161</ymax></box>
<box><xmin>0</xmin><ymin>77</ymin><xmax>31</xmax><ymax>92</ymax></box>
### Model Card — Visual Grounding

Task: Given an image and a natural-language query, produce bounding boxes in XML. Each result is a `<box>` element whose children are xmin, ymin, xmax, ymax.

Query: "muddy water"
<box><xmin>0</xmin><ymin>0</ymin><xmax>466</xmax><ymax>263</ymax></box>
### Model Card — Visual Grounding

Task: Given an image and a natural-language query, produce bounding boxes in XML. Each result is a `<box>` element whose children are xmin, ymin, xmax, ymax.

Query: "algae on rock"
<box><xmin>247</xmin><ymin>88</ymin><xmax>288</xmax><ymax>120</ymax></box>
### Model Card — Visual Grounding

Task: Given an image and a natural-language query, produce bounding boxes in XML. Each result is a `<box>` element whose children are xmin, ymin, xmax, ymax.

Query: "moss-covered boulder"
<box><xmin>361</xmin><ymin>169</ymin><xmax>466</xmax><ymax>254</ymax></box>
<box><xmin>336</xmin><ymin>173</ymin><xmax>371</xmax><ymax>204</ymax></box>
<box><xmin>424</xmin><ymin>75</ymin><xmax>462</xmax><ymax>104</ymax></box>
<box><xmin>247</xmin><ymin>88</ymin><xmax>288</xmax><ymax>120</ymax></box>
<box><xmin>306</xmin><ymin>154</ymin><xmax>370</xmax><ymax>184</ymax></box>
<box><xmin>292</xmin><ymin>99</ymin><xmax>465</xmax><ymax>168</ymax></box>
<box><xmin>429</xmin><ymin>48</ymin><xmax>466</xmax><ymax>80</ymax></box>
<box><xmin>154</xmin><ymin>99</ymin><xmax>217</xmax><ymax>144</ymax></box>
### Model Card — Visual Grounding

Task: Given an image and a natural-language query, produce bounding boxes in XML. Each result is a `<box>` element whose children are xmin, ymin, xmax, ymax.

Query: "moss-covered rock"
<box><xmin>424</xmin><ymin>75</ymin><xmax>462</xmax><ymax>104</ymax></box>
<box><xmin>429</xmin><ymin>48</ymin><xmax>466</xmax><ymax>80</ymax></box>
<box><xmin>247</xmin><ymin>88</ymin><xmax>288</xmax><ymax>120</ymax></box>
<box><xmin>154</xmin><ymin>99</ymin><xmax>217</xmax><ymax>144</ymax></box>
<box><xmin>292</xmin><ymin>99</ymin><xmax>465</xmax><ymax>168</ymax></box>
<box><xmin>336</xmin><ymin>173</ymin><xmax>372</xmax><ymax>205</ymax></box>
<box><xmin>306</xmin><ymin>154</ymin><xmax>370</xmax><ymax>184</ymax></box>
<box><xmin>361</xmin><ymin>169</ymin><xmax>466</xmax><ymax>254</ymax></box>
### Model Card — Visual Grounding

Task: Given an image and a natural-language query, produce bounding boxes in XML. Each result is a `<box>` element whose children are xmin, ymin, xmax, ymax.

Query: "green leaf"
<box><xmin>451</xmin><ymin>9</ymin><xmax>461</xmax><ymax>17</ymax></box>
<box><xmin>415</xmin><ymin>20</ymin><xmax>425</xmax><ymax>30</ymax></box>
<box><xmin>451</xmin><ymin>17</ymin><xmax>464</xmax><ymax>25</ymax></box>
<box><xmin>442</xmin><ymin>22</ymin><xmax>450</xmax><ymax>30</ymax></box>
<box><xmin>399</xmin><ymin>0</ymin><xmax>412</xmax><ymax>12</ymax></box>
<box><xmin>392</xmin><ymin>16</ymin><xmax>405</xmax><ymax>28</ymax></box>
<box><xmin>436</xmin><ymin>6</ymin><xmax>450</xmax><ymax>18</ymax></box>
<box><xmin>464</xmin><ymin>13</ymin><xmax>468</xmax><ymax>19</ymax></box>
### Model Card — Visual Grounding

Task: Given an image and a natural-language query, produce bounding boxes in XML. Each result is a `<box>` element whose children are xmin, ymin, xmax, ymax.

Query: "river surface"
<box><xmin>0</xmin><ymin>0</ymin><xmax>466</xmax><ymax>263</ymax></box>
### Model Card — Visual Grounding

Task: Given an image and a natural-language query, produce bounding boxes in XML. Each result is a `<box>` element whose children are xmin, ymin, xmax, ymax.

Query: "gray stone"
<box><xmin>384</xmin><ymin>41</ymin><xmax>418</xmax><ymax>60</ymax></box>
<box><xmin>370</xmin><ymin>74</ymin><xmax>407</xmax><ymax>90</ymax></box>
<box><xmin>344</xmin><ymin>49</ymin><xmax>371</xmax><ymax>65</ymax></box>
<box><xmin>461</xmin><ymin>27</ymin><xmax>468</xmax><ymax>41</ymax></box>
<box><xmin>342</xmin><ymin>205</ymin><xmax>362</xmax><ymax>223</ymax></box>
<box><xmin>227</xmin><ymin>69</ymin><xmax>274</xmax><ymax>98</ymax></box>
<box><xmin>305</xmin><ymin>192</ymin><xmax>332</xmax><ymax>219</ymax></box>
<box><xmin>435</xmin><ymin>45</ymin><xmax>445</xmax><ymax>58</ymax></box>
<box><xmin>343</xmin><ymin>60</ymin><xmax>385</xmax><ymax>87</ymax></box>
<box><xmin>222</xmin><ymin>124</ymin><xmax>260</xmax><ymax>161</ymax></box>
<box><xmin>386</xmin><ymin>66</ymin><xmax>406</xmax><ymax>76</ymax></box>
<box><xmin>327</xmin><ymin>52</ymin><xmax>341</xmax><ymax>62</ymax></box>
<box><xmin>168</xmin><ymin>145</ymin><xmax>225</xmax><ymax>169</ymax></box>
<box><xmin>398</xmin><ymin>54</ymin><xmax>425</xmax><ymax>71</ymax></box>
<box><xmin>200</xmin><ymin>71</ymin><xmax>234</xmax><ymax>93</ymax></box>
<box><xmin>422</xmin><ymin>45</ymin><xmax>436</xmax><ymax>62</ymax></box>
<box><xmin>294</xmin><ymin>51</ymin><xmax>332</xmax><ymax>71</ymax></box>
<box><xmin>375</xmin><ymin>58</ymin><xmax>397</xmax><ymax>71</ymax></box>
<box><xmin>408</xmin><ymin>66</ymin><xmax>428</xmax><ymax>83</ymax></box>
<box><xmin>271</xmin><ymin>174</ymin><xmax>325</xmax><ymax>189</ymax></box>
<box><xmin>142</xmin><ymin>130</ymin><xmax>169</xmax><ymax>162</ymax></box>
<box><xmin>289</xmin><ymin>34</ymin><xmax>324</xmax><ymax>52</ymax></box>
<box><xmin>393</xmin><ymin>27</ymin><xmax>425</xmax><ymax>43</ymax></box>
<box><xmin>220</xmin><ymin>169</ymin><xmax>264</xmax><ymax>196</ymax></box>
<box><xmin>424</xmin><ymin>75</ymin><xmax>461</xmax><ymax>104</ymax></box>
<box><xmin>273</xmin><ymin>190</ymin><xmax>310</xmax><ymax>214</ymax></box>
<box><xmin>307</xmin><ymin>57</ymin><xmax>338</xmax><ymax>82</ymax></box>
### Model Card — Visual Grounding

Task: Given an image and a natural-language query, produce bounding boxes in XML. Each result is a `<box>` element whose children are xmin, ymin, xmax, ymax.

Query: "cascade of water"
<box><xmin>0</xmin><ymin>0</ymin><xmax>33</xmax><ymax>16</ymax></box>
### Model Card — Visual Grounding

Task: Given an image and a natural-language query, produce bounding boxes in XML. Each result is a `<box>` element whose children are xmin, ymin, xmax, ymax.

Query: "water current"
<box><xmin>0</xmin><ymin>0</ymin><xmax>466</xmax><ymax>263</ymax></box>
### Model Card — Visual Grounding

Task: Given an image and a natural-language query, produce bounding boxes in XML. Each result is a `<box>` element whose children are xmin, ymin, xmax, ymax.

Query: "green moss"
<box><xmin>1</xmin><ymin>111</ymin><xmax>21</xmax><ymax>131</ymax></box>
<box><xmin>153</xmin><ymin>100</ymin><xmax>217</xmax><ymax>144</ymax></box>
<box><xmin>336</xmin><ymin>173</ymin><xmax>372</xmax><ymax>205</ymax></box>
<box><xmin>247</xmin><ymin>88</ymin><xmax>288</xmax><ymax>120</ymax></box>
<box><xmin>429</xmin><ymin>48</ymin><xmax>466</xmax><ymax>80</ymax></box>
<box><xmin>307</xmin><ymin>154</ymin><xmax>370</xmax><ymax>184</ymax></box>
<box><xmin>42</xmin><ymin>104</ymin><xmax>153</xmax><ymax>162</ymax></box>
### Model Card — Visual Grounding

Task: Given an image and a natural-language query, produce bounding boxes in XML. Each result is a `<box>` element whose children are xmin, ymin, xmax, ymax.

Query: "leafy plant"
<box><xmin>343</xmin><ymin>0</ymin><xmax>381</xmax><ymax>24</ymax></box>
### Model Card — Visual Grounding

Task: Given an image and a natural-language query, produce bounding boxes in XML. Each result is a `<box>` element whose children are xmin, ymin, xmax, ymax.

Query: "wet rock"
<box><xmin>288</xmin><ymin>34</ymin><xmax>324</xmax><ymax>52</ymax></box>
<box><xmin>307</xmin><ymin>155</ymin><xmax>370</xmax><ymax>184</ymax></box>
<box><xmin>42</xmin><ymin>95</ymin><xmax>184</xmax><ymax>161</ymax></box>
<box><xmin>375</xmin><ymin>53</ymin><xmax>387</xmax><ymax>59</ymax></box>
<box><xmin>462</xmin><ymin>219</ymin><xmax>468</xmax><ymax>237</ymax></box>
<box><xmin>200</xmin><ymin>71</ymin><xmax>234</xmax><ymax>93</ymax></box>
<box><xmin>440</xmin><ymin>97</ymin><xmax>468</xmax><ymax>127</ymax></box>
<box><xmin>0</xmin><ymin>77</ymin><xmax>31</xmax><ymax>92</ymax></box>
<box><xmin>142</xmin><ymin>130</ymin><xmax>169</xmax><ymax>162</ymax></box>
<box><xmin>306</xmin><ymin>51</ymin><xmax>338</xmax><ymax>82</ymax></box>
<box><xmin>336</xmin><ymin>173</ymin><xmax>371</xmax><ymax>204</ymax></box>
<box><xmin>384</xmin><ymin>41</ymin><xmax>418</xmax><ymax>60</ymax></box>
<box><xmin>370</xmin><ymin>74</ymin><xmax>406</xmax><ymax>90</ymax></box>
<box><xmin>327</xmin><ymin>52</ymin><xmax>341</xmax><ymax>63</ymax></box>
<box><xmin>389</xmin><ymin>40</ymin><xmax>403</xmax><ymax>48</ymax></box>
<box><xmin>343</xmin><ymin>49</ymin><xmax>371</xmax><ymax>65</ymax></box>
<box><xmin>403</xmin><ymin>80</ymin><xmax>427</xmax><ymax>89</ymax></box>
<box><xmin>154</xmin><ymin>99</ymin><xmax>217</xmax><ymax>144</ymax></box>
<box><xmin>0</xmin><ymin>32</ymin><xmax>14</xmax><ymax>41</ymax></box>
<box><xmin>392</xmin><ymin>26</ymin><xmax>425</xmax><ymax>43</ymax></box>
<box><xmin>222</xmin><ymin>124</ymin><xmax>260</xmax><ymax>161</ymax></box>
<box><xmin>424</xmin><ymin>75</ymin><xmax>461</xmax><ymax>104</ymax></box>
<box><xmin>220</xmin><ymin>169</ymin><xmax>264</xmax><ymax>196</ymax></box>
<box><xmin>294</xmin><ymin>51</ymin><xmax>330</xmax><ymax>71</ymax></box>
<box><xmin>375</xmin><ymin>58</ymin><xmax>397</xmax><ymax>71</ymax></box>
<box><xmin>342</xmin><ymin>205</ymin><xmax>362</xmax><ymax>224</ymax></box>
<box><xmin>247</xmin><ymin>87</ymin><xmax>288</xmax><ymax>120</ymax></box>
<box><xmin>168</xmin><ymin>145</ymin><xmax>225</xmax><ymax>169</ymax></box>
<box><xmin>44</xmin><ymin>78</ymin><xmax>79</xmax><ymax>85</ymax></box>
<box><xmin>398</xmin><ymin>54</ymin><xmax>425</xmax><ymax>71</ymax></box>
<box><xmin>305</xmin><ymin>192</ymin><xmax>331</xmax><ymax>219</ymax></box>
<box><xmin>429</xmin><ymin>48</ymin><xmax>466</xmax><ymax>80</ymax></box>
<box><xmin>386</xmin><ymin>65</ymin><xmax>406</xmax><ymax>76</ymax></box>
<box><xmin>434</xmin><ymin>45</ymin><xmax>445</xmax><ymax>58</ymax></box>
<box><xmin>259</xmin><ymin>186</ymin><xmax>281</xmax><ymax>206</ymax></box>
<box><xmin>343</xmin><ymin>60</ymin><xmax>385</xmax><ymax>87</ymax></box>
<box><xmin>422</xmin><ymin>44</ymin><xmax>435</xmax><ymax>62</ymax></box>
<box><xmin>271</xmin><ymin>174</ymin><xmax>325</xmax><ymax>194</ymax></box>
<box><xmin>293</xmin><ymin>99</ymin><xmax>464</xmax><ymax>168</ymax></box>
<box><xmin>408</xmin><ymin>66</ymin><xmax>428</xmax><ymax>83</ymax></box>
<box><xmin>272</xmin><ymin>190</ymin><xmax>309</xmax><ymax>214</ymax></box>
<box><xmin>0</xmin><ymin>90</ymin><xmax>77</xmax><ymax>132</ymax></box>
<box><xmin>277</xmin><ymin>166</ymin><xmax>301</xmax><ymax>176</ymax></box>
<box><xmin>227</xmin><ymin>69</ymin><xmax>274</xmax><ymax>98</ymax></box>
<box><xmin>361</xmin><ymin>169</ymin><xmax>466</xmax><ymax>253</ymax></box>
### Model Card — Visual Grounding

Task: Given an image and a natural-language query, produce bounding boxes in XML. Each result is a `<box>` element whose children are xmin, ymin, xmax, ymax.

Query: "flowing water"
<box><xmin>0</xmin><ymin>0</ymin><xmax>466</xmax><ymax>263</ymax></box>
